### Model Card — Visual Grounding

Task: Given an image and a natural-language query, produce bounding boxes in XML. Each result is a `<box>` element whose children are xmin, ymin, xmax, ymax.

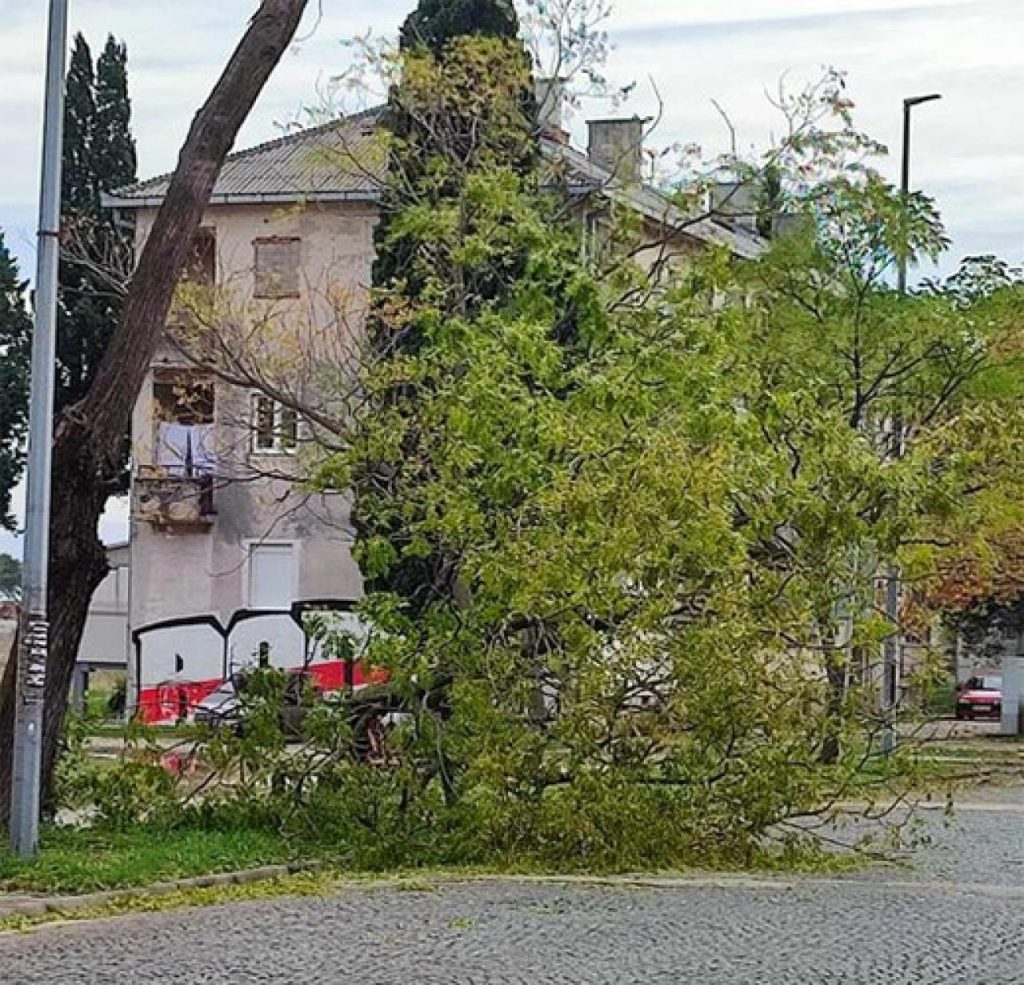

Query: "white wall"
<box><xmin>129</xmin><ymin>201</ymin><xmax>374</xmax><ymax>637</ymax></box>
<box><xmin>78</xmin><ymin>544</ymin><xmax>130</xmax><ymax>668</ymax></box>
<box><xmin>1001</xmin><ymin>657</ymin><xmax>1024</xmax><ymax>736</ymax></box>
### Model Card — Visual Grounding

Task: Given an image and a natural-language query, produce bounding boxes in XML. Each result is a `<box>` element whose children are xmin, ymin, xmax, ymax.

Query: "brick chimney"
<box><xmin>707</xmin><ymin>181</ymin><xmax>761</xmax><ymax>233</ymax></box>
<box><xmin>587</xmin><ymin>117</ymin><xmax>647</xmax><ymax>184</ymax></box>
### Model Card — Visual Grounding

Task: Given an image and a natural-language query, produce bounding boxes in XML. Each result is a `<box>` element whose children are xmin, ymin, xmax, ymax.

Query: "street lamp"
<box><xmin>898</xmin><ymin>93</ymin><xmax>942</xmax><ymax>295</ymax></box>
<box><xmin>882</xmin><ymin>91</ymin><xmax>942</xmax><ymax>756</ymax></box>
<box><xmin>9</xmin><ymin>0</ymin><xmax>69</xmax><ymax>859</ymax></box>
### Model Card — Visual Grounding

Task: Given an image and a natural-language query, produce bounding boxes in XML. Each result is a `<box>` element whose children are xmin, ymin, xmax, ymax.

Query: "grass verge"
<box><xmin>0</xmin><ymin>825</ymin><xmax>299</xmax><ymax>895</ymax></box>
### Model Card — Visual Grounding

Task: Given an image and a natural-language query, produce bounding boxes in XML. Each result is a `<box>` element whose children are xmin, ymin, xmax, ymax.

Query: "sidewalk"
<box><xmin>0</xmin><ymin>863</ymin><xmax>313</xmax><ymax>922</ymax></box>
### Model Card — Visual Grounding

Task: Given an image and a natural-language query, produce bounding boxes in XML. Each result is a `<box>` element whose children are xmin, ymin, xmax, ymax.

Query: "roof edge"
<box><xmin>102</xmin><ymin>189</ymin><xmax>382</xmax><ymax>210</ymax></box>
<box><xmin>107</xmin><ymin>104</ymin><xmax>385</xmax><ymax>203</ymax></box>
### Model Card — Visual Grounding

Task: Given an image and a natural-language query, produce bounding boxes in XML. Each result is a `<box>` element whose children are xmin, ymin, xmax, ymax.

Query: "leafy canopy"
<box><xmin>0</xmin><ymin>553</ymin><xmax>21</xmax><ymax>602</ymax></box>
<box><xmin>400</xmin><ymin>0</ymin><xmax>520</xmax><ymax>53</ymax></box>
<box><xmin>316</xmin><ymin>37</ymin><xmax>1019</xmax><ymax>864</ymax></box>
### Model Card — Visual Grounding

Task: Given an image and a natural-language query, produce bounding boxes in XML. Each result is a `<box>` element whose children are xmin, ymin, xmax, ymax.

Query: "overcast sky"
<box><xmin>1</xmin><ymin>0</ymin><xmax>1021</xmax><ymax>556</ymax></box>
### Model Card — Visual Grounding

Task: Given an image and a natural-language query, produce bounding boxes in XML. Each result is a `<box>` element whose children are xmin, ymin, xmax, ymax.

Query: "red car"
<box><xmin>955</xmin><ymin>675</ymin><xmax>1002</xmax><ymax>720</ymax></box>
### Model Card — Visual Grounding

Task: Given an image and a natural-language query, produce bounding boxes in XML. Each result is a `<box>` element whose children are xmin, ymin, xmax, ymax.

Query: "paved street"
<box><xmin>2</xmin><ymin>787</ymin><xmax>1024</xmax><ymax>984</ymax></box>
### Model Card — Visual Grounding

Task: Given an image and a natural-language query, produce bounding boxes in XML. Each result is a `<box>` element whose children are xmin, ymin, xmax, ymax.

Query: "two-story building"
<box><xmin>105</xmin><ymin>90</ymin><xmax>764</xmax><ymax>721</ymax></box>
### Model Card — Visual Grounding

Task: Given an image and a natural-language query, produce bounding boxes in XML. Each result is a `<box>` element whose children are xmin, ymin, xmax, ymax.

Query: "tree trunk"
<box><xmin>39</xmin><ymin>452</ymin><xmax>112</xmax><ymax>812</ymax></box>
<box><xmin>0</xmin><ymin>628</ymin><xmax>19</xmax><ymax>815</ymax></box>
<box><xmin>0</xmin><ymin>0</ymin><xmax>309</xmax><ymax>829</ymax></box>
<box><xmin>820</xmin><ymin>657</ymin><xmax>846</xmax><ymax>766</ymax></box>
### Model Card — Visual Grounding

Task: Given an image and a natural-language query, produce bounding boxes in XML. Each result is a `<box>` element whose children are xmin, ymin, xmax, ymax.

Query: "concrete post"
<box><xmin>1001</xmin><ymin>656</ymin><xmax>1023</xmax><ymax>737</ymax></box>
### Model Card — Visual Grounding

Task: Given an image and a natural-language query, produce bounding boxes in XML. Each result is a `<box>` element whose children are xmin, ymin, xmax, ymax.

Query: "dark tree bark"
<box><xmin>0</xmin><ymin>0</ymin><xmax>309</xmax><ymax>827</ymax></box>
<box><xmin>0</xmin><ymin>632</ymin><xmax>18</xmax><ymax>803</ymax></box>
<box><xmin>820</xmin><ymin>658</ymin><xmax>846</xmax><ymax>766</ymax></box>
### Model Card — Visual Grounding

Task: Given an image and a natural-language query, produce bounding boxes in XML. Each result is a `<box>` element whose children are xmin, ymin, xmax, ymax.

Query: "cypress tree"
<box><xmin>61</xmin><ymin>35</ymin><xmax>98</xmax><ymax>214</ymax></box>
<box><xmin>58</xmin><ymin>33</ymin><xmax>137</xmax><ymax>410</ymax></box>
<box><xmin>0</xmin><ymin>235</ymin><xmax>32</xmax><ymax>530</ymax></box>
<box><xmin>374</xmin><ymin>0</ymin><xmax>536</xmax><ymax>309</ymax></box>
<box><xmin>0</xmin><ymin>33</ymin><xmax>136</xmax><ymax>527</ymax></box>
<box><xmin>94</xmin><ymin>36</ymin><xmax>137</xmax><ymax>193</ymax></box>
<box><xmin>360</xmin><ymin>1</ymin><xmax>545</xmax><ymax>608</ymax></box>
<box><xmin>399</xmin><ymin>0</ymin><xmax>520</xmax><ymax>53</ymax></box>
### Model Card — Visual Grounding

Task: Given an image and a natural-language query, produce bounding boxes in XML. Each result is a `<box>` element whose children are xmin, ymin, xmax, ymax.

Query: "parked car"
<box><xmin>193</xmin><ymin>668</ymin><xmax>322</xmax><ymax>737</ymax></box>
<box><xmin>193</xmin><ymin>671</ymin><xmax>415</xmax><ymax>762</ymax></box>
<box><xmin>192</xmin><ymin>678</ymin><xmax>242</xmax><ymax>732</ymax></box>
<box><xmin>955</xmin><ymin>675</ymin><xmax>1002</xmax><ymax>720</ymax></box>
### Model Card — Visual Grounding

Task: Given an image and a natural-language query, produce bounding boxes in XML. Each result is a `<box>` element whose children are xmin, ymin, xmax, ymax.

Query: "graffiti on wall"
<box><xmin>133</xmin><ymin>600</ymin><xmax>379</xmax><ymax>724</ymax></box>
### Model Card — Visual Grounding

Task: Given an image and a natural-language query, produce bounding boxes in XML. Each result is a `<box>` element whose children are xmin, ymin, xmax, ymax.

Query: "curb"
<box><xmin>7</xmin><ymin>863</ymin><xmax>1024</xmax><ymax>926</ymax></box>
<box><xmin>0</xmin><ymin>861</ymin><xmax>323</xmax><ymax>922</ymax></box>
<box><xmin>477</xmin><ymin>871</ymin><xmax>1024</xmax><ymax>901</ymax></box>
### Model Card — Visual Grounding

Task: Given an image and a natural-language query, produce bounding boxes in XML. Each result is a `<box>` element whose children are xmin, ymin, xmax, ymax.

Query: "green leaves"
<box><xmin>0</xmin><ymin>553</ymin><xmax>21</xmax><ymax>601</ymax></box>
<box><xmin>301</xmin><ymin>35</ymin><xmax>1024</xmax><ymax>867</ymax></box>
<box><xmin>0</xmin><ymin>234</ymin><xmax>33</xmax><ymax>529</ymax></box>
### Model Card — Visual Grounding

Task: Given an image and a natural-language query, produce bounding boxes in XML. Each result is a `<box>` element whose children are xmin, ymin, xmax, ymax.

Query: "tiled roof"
<box><xmin>105</xmin><ymin>107</ymin><xmax>384</xmax><ymax>207</ymax></box>
<box><xmin>105</xmin><ymin>107</ymin><xmax>762</xmax><ymax>258</ymax></box>
<box><xmin>546</xmin><ymin>139</ymin><xmax>763</xmax><ymax>258</ymax></box>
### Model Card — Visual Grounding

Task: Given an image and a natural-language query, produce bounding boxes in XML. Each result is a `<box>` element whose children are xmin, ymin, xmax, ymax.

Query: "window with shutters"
<box><xmin>247</xmin><ymin>543</ymin><xmax>296</xmax><ymax>610</ymax></box>
<box><xmin>253</xmin><ymin>237</ymin><xmax>301</xmax><ymax>299</ymax></box>
<box><xmin>251</xmin><ymin>394</ymin><xmax>298</xmax><ymax>454</ymax></box>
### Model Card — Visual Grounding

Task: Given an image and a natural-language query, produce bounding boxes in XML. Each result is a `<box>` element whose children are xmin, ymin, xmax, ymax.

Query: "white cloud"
<box><xmin>606</xmin><ymin>0</ymin><xmax>974</xmax><ymax>30</ymax></box>
<box><xmin>584</xmin><ymin>0</ymin><xmax>1023</xmax><ymax>272</ymax></box>
<box><xmin>3</xmin><ymin>0</ymin><xmax>1017</xmax><ymax>276</ymax></box>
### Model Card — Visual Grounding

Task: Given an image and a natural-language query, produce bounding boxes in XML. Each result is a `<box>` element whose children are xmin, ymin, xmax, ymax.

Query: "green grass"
<box><xmin>83</xmin><ymin>688</ymin><xmax>116</xmax><ymax>722</ymax></box>
<box><xmin>84</xmin><ymin>722</ymin><xmax>192</xmax><ymax>740</ymax></box>
<box><xmin>0</xmin><ymin>825</ymin><xmax>299</xmax><ymax>895</ymax></box>
<box><xmin>0</xmin><ymin>818</ymin><xmax>867</xmax><ymax>901</ymax></box>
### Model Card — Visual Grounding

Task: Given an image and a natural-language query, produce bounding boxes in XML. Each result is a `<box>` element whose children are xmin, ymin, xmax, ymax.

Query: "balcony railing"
<box><xmin>134</xmin><ymin>468</ymin><xmax>216</xmax><ymax>530</ymax></box>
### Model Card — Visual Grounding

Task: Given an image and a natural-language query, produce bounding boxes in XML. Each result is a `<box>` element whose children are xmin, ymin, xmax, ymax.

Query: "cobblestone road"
<box><xmin>3</xmin><ymin>789</ymin><xmax>1023</xmax><ymax>984</ymax></box>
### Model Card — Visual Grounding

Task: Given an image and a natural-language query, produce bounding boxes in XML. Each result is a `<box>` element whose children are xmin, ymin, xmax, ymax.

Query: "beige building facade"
<box><xmin>106</xmin><ymin>98</ymin><xmax>763</xmax><ymax>720</ymax></box>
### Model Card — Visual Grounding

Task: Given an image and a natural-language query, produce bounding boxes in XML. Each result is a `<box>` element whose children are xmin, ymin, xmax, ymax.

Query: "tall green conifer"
<box><xmin>0</xmin><ymin>236</ymin><xmax>33</xmax><ymax>529</ymax></box>
<box><xmin>0</xmin><ymin>32</ymin><xmax>136</xmax><ymax>524</ymax></box>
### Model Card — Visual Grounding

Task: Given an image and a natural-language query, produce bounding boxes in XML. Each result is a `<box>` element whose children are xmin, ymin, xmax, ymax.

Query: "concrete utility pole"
<box><xmin>10</xmin><ymin>0</ymin><xmax>69</xmax><ymax>859</ymax></box>
<box><xmin>882</xmin><ymin>92</ymin><xmax>942</xmax><ymax>755</ymax></box>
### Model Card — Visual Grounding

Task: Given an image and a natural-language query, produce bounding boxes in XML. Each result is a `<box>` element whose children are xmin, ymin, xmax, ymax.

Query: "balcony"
<box><xmin>134</xmin><ymin>468</ymin><xmax>216</xmax><ymax>531</ymax></box>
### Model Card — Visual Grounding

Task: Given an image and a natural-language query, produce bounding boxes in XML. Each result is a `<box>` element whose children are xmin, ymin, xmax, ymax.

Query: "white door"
<box><xmin>247</xmin><ymin>543</ymin><xmax>296</xmax><ymax>610</ymax></box>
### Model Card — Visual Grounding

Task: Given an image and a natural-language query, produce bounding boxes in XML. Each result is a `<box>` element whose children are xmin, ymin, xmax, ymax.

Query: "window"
<box><xmin>247</xmin><ymin>543</ymin><xmax>296</xmax><ymax>610</ymax></box>
<box><xmin>152</xmin><ymin>372</ymin><xmax>216</xmax><ymax>475</ymax></box>
<box><xmin>253</xmin><ymin>237</ymin><xmax>301</xmax><ymax>299</ymax></box>
<box><xmin>582</xmin><ymin>211</ymin><xmax>598</xmax><ymax>259</ymax></box>
<box><xmin>252</xmin><ymin>394</ymin><xmax>298</xmax><ymax>454</ymax></box>
<box><xmin>185</xmin><ymin>228</ymin><xmax>217</xmax><ymax>287</ymax></box>
<box><xmin>169</xmin><ymin>228</ymin><xmax>216</xmax><ymax>328</ymax></box>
